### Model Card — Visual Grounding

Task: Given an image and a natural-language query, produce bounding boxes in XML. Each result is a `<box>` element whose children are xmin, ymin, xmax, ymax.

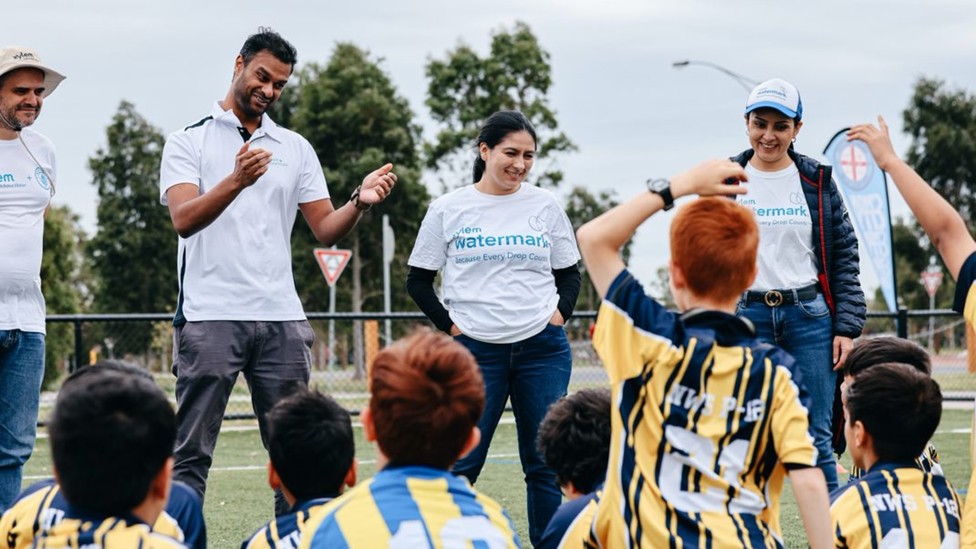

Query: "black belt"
<box><xmin>744</xmin><ymin>283</ymin><xmax>819</xmax><ymax>307</ymax></box>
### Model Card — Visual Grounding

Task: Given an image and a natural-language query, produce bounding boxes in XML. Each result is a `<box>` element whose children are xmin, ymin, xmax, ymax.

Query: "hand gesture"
<box><xmin>358</xmin><ymin>163</ymin><xmax>398</xmax><ymax>205</ymax></box>
<box><xmin>846</xmin><ymin>116</ymin><xmax>898</xmax><ymax>170</ymax></box>
<box><xmin>231</xmin><ymin>142</ymin><xmax>273</xmax><ymax>189</ymax></box>
<box><xmin>671</xmin><ymin>159</ymin><xmax>749</xmax><ymax>199</ymax></box>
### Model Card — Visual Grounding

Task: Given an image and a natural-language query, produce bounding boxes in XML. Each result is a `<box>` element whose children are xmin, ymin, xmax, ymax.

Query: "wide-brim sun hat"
<box><xmin>0</xmin><ymin>46</ymin><xmax>66</xmax><ymax>97</ymax></box>
<box><xmin>744</xmin><ymin>78</ymin><xmax>802</xmax><ymax>121</ymax></box>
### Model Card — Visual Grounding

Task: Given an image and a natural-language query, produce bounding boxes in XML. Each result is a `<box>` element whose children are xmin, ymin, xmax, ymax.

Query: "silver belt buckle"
<box><xmin>764</xmin><ymin>290</ymin><xmax>784</xmax><ymax>307</ymax></box>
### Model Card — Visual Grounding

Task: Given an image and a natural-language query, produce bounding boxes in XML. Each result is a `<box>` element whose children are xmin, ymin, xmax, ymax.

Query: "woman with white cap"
<box><xmin>730</xmin><ymin>78</ymin><xmax>865</xmax><ymax>491</ymax></box>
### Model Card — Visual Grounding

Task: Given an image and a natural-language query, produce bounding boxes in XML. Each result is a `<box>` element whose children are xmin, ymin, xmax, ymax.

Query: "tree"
<box><xmin>40</xmin><ymin>205</ymin><xmax>87</xmax><ymax>387</ymax></box>
<box><xmin>903</xmin><ymin>78</ymin><xmax>976</xmax><ymax>235</ymax></box>
<box><xmin>563</xmin><ymin>186</ymin><xmax>631</xmax><ymax>312</ymax></box>
<box><xmin>87</xmin><ymin>101</ymin><xmax>176</xmax><ymax>361</ymax></box>
<box><xmin>425</xmin><ymin>21</ymin><xmax>575</xmax><ymax>188</ymax></box>
<box><xmin>281</xmin><ymin>44</ymin><xmax>429</xmax><ymax>374</ymax></box>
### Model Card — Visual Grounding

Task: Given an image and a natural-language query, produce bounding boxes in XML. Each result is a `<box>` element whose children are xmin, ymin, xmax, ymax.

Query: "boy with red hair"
<box><xmin>300</xmin><ymin>329</ymin><xmax>521</xmax><ymax>548</ymax></box>
<box><xmin>576</xmin><ymin>160</ymin><xmax>832</xmax><ymax>548</ymax></box>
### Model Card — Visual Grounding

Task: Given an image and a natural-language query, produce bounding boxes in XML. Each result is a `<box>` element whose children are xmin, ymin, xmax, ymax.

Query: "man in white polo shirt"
<box><xmin>0</xmin><ymin>45</ymin><xmax>65</xmax><ymax>514</ymax></box>
<box><xmin>159</xmin><ymin>28</ymin><xmax>396</xmax><ymax>510</ymax></box>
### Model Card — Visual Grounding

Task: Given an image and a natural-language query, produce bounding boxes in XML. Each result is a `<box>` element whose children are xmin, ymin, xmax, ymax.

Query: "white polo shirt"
<box><xmin>0</xmin><ymin>129</ymin><xmax>54</xmax><ymax>333</ymax></box>
<box><xmin>159</xmin><ymin>102</ymin><xmax>329</xmax><ymax>323</ymax></box>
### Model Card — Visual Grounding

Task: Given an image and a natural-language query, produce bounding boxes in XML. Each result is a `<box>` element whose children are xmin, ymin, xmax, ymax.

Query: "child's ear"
<box><xmin>268</xmin><ymin>461</ymin><xmax>282</xmax><ymax>491</ymax></box>
<box><xmin>343</xmin><ymin>459</ymin><xmax>358</xmax><ymax>491</ymax></box>
<box><xmin>669</xmin><ymin>260</ymin><xmax>686</xmax><ymax>290</ymax></box>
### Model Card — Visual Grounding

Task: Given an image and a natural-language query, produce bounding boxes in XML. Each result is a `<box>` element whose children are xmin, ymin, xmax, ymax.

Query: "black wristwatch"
<box><xmin>646</xmin><ymin>178</ymin><xmax>674</xmax><ymax>211</ymax></box>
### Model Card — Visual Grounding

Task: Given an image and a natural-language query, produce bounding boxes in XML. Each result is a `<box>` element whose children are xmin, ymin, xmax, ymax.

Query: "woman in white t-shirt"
<box><xmin>730</xmin><ymin>79</ymin><xmax>866</xmax><ymax>492</ymax></box>
<box><xmin>407</xmin><ymin>110</ymin><xmax>581</xmax><ymax>546</ymax></box>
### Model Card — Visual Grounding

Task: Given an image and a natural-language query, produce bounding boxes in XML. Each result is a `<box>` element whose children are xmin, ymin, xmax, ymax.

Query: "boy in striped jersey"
<box><xmin>576</xmin><ymin>160</ymin><xmax>832</xmax><ymax>548</ymax></box>
<box><xmin>830</xmin><ymin>363</ymin><xmax>961</xmax><ymax>547</ymax></box>
<box><xmin>241</xmin><ymin>388</ymin><xmax>356</xmax><ymax>549</ymax></box>
<box><xmin>847</xmin><ymin>117</ymin><xmax>976</xmax><ymax>546</ymax></box>
<box><xmin>840</xmin><ymin>337</ymin><xmax>943</xmax><ymax>482</ymax></box>
<box><xmin>535</xmin><ymin>388</ymin><xmax>611</xmax><ymax>549</ymax></box>
<box><xmin>300</xmin><ymin>329</ymin><xmax>521</xmax><ymax>549</ymax></box>
<box><xmin>25</xmin><ymin>366</ymin><xmax>185</xmax><ymax>548</ymax></box>
<box><xmin>0</xmin><ymin>362</ymin><xmax>205</xmax><ymax>549</ymax></box>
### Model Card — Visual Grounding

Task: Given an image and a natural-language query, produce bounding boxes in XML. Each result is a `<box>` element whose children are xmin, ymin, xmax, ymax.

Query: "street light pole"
<box><xmin>671</xmin><ymin>60</ymin><xmax>758</xmax><ymax>92</ymax></box>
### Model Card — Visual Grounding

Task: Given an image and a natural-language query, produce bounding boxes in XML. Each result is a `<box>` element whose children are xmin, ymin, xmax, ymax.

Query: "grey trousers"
<box><xmin>171</xmin><ymin>320</ymin><xmax>313</xmax><ymax>511</ymax></box>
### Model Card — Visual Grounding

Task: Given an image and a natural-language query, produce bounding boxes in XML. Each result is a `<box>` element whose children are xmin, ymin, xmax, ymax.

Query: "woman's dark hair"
<box><xmin>472</xmin><ymin>110</ymin><xmax>537</xmax><ymax>183</ymax></box>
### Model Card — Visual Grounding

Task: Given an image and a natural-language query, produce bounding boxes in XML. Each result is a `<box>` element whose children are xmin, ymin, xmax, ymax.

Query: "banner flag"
<box><xmin>824</xmin><ymin>128</ymin><xmax>898</xmax><ymax>312</ymax></box>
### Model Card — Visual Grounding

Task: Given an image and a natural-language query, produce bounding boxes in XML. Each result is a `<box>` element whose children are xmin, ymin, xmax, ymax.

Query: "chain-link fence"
<box><xmin>39</xmin><ymin>309</ymin><xmax>974</xmax><ymax>423</ymax></box>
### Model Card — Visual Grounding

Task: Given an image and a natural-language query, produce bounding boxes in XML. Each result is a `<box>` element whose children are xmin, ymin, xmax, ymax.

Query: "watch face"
<box><xmin>648</xmin><ymin>178</ymin><xmax>669</xmax><ymax>193</ymax></box>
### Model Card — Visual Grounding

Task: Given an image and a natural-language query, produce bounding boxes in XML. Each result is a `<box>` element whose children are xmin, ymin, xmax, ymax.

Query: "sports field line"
<box><xmin>23</xmin><ymin>453</ymin><xmax>523</xmax><ymax>480</ymax></box>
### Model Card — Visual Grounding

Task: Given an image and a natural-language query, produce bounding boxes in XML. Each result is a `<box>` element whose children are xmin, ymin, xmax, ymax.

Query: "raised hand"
<box><xmin>358</xmin><ymin>163</ymin><xmax>398</xmax><ymax>205</ymax></box>
<box><xmin>671</xmin><ymin>159</ymin><xmax>749</xmax><ymax>199</ymax></box>
<box><xmin>232</xmin><ymin>141</ymin><xmax>273</xmax><ymax>188</ymax></box>
<box><xmin>846</xmin><ymin>116</ymin><xmax>899</xmax><ymax>171</ymax></box>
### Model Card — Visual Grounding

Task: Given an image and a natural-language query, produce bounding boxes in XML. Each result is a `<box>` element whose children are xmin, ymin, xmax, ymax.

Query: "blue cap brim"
<box><xmin>744</xmin><ymin>101</ymin><xmax>798</xmax><ymax>120</ymax></box>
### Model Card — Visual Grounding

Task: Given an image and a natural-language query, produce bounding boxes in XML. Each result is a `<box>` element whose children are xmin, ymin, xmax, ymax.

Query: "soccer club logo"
<box><xmin>34</xmin><ymin>167</ymin><xmax>51</xmax><ymax>191</ymax></box>
<box><xmin>834</xmin><ymin>143</ymin><xmax>873</xmax><ymax>191</ymax></box>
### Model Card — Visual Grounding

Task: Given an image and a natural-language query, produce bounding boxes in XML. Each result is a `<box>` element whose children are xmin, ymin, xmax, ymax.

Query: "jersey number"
<box><xmin>659</xmin><ymin>425</ymin><xmax>763</xmax><ymax>514</ymax></box>
<box><xmin>389</xmin><ymin>516</ymin><xmax>509</xmax><ymax>549</ymax></box>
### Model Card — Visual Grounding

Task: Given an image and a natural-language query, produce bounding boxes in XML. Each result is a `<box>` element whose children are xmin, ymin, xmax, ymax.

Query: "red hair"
<box><xmin>369</xmin><ymin>329</ymin><xmax>485</xmax><ymax>469</ymax></box>
<box><xmin>670</xmin><ymin>197</ymin><xmax>758</xmax><ymax>302</ymax></box>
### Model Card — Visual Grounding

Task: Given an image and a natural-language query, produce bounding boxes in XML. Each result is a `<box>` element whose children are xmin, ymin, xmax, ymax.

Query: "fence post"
<box><xmin>896</xmin><ymin>307</ymin><xmax>909</xmax><ymax>339</ymax></box>
<box><xmin>72</xmin><ymin>318</ymin><xmax>83</xmax><ymax>373</ymax></box>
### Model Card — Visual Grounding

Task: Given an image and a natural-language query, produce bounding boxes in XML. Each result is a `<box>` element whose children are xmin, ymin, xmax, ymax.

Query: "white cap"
<box><xmin>744</xmin><ymin>78</ymin><xmax>802</xmax><ymax>120</ymax></box>
<box><xmin>0</xmin><ymin>46</ymin><xmax>66</xmax><ymax>97</ymax></box>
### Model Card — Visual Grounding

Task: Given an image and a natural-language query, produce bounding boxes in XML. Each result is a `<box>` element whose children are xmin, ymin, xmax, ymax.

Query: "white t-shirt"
<box><xmin>737</xmin><ymin>163</ymin><xmax>818</xmax><ymax>291</ymax></box>
<box><xmin>408</xmin><ymin>183</ymin><xmax>580</xmax><ymax>344</ymax></box>
<box><xmin>0</xmin><ymin>129</ymin><xmax>54</xmax><ymax>333</ymax></box>
<box><xmin>159</xmin><ymin>103</ymin><xmax>329</xmax><ymax>322</ymax></box>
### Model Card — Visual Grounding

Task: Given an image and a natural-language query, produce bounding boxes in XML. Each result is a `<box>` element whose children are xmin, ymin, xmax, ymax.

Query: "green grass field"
<box><xmin>21</xmin><ymin>409</ymin><xmax>975</xmax><ymax>548</ymax></box>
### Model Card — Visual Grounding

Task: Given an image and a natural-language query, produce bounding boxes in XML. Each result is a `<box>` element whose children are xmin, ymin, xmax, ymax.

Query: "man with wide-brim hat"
<box><xmin>0</xmin><ymin>45</ymin><xmax>65</xmax><ymax>514</ymax></box>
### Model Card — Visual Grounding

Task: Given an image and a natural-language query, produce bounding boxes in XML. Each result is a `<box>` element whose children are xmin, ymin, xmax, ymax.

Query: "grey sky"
<box><xmin>9</xmin><ymin>0</ymin><xmax>976</xmax><ymax>299</ymax></box>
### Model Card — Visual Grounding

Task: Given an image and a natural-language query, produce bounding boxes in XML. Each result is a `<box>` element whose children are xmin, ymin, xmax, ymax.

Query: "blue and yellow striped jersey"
<box><xmin>242</xmin><ymin>497</ymin><xmax>332</xmax><ymax>549</ymax></box>
<box><xmin>299</xmin><ymin>465</ymin><xmax>521</xmax><ymax>549</ymax></box>
<box><xmin>30</xmin><ymin>513</ymin><xmax>185</xmax><ymax>548</ymax></box>
<box><xmin>0</xmin><ymin>479</ymin><xmax>202</xmax><ymax>549</ymax></box>
<box><xmin>538</xmin><ymin>491</ymin><xmax>600</xmax><ymax>549</ymax></box>
<box><xmin>830</xmin><ymin>462</ymin><xmax>961</xmax><ymax>548</ymax></box>
<box><xmin>954</xmin><ymin>251</ymin><xmax>976</xmax><ymax>548</ymax></box>
<box><xmin>592</xmin><ymin>270</ymin><xmax>817</xmax><ymax>548</ymax></box>
<box><xmin>849</xmin><ymin>442</ymin><xmax>942</xmax><ymax>481</ymax></box>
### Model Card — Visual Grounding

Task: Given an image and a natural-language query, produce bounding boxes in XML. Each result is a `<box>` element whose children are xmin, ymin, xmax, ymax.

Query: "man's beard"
<box><xmin>234</xmin><ymin>85</ymin><xmax>271</xmax><ymax>120</ymax></box>
<box><xmin>0</xmin><ymin>105</ymin><xmax>36</xmax><ymax>131</ymax></box>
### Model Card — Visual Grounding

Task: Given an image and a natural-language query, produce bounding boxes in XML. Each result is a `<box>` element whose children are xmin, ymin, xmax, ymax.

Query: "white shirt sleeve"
<box><xmin>408</xmin><ymin>201</ymin><xmax>448</xmax><ymax>270</ymax></box>
<box><xmin>159</xmin><ymin>132</ymin><xmax>200</xmax><ymax>205</ymax></box>
<box><xmin>297</xmin><ymin>137</ymin><xmax>330</xmax><ymax>204</ymax></box>
<box><xmin>547</xmin><ymin>198</ymin><xmax>582</xmax><ymax>269</ymax></box>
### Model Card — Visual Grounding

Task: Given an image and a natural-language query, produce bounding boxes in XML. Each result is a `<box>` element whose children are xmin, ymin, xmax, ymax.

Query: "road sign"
<box><xmin>921</xmin><ymin>267</ymin><xmax>943</xmax><ymax>298</ymax></box>
<box><xmin>314</xmin><ymin>248</ymin><xmax>352</xmax><ymax>287</ymax></box>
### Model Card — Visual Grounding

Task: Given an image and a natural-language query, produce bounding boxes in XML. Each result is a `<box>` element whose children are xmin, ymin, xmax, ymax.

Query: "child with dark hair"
<box><xmin>535</xmin><ymin>388</ymin><xmax>610</xmax><ymax>549</ymax></box>
<box><xmin>10</xmin><ymin>367</ymin><xmax>184</xmax><ymax>547</ymax></box>
<box><xmin>0</xmin><ymin>363</ymin><xmax>205</xmax><ymax>549</ymax></box>
<box><xmin>830</xmin><ymin>363</ymin><xmax>961</xmax><ymax>546</ymax></box>
<box><xmin>577</xmin><ymin>160</ymin><xmax>832</xmax><ymax>548</ymax></box>
<box><xmin>301</xmin><ymin>329</ymin><xmax>521</xmax><ymax>548</ymax></box>
<box><xmin>838</xmin><ymin>337</ymin><xmax>942</xmax><ymax>481</ymax></box>
<box><xmin>242</xmin><ymin>388</ymin><xmax>356</xmax><ymax>549</ymax></box>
